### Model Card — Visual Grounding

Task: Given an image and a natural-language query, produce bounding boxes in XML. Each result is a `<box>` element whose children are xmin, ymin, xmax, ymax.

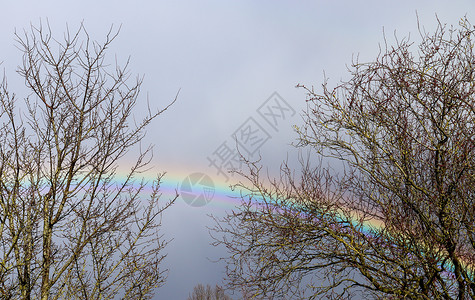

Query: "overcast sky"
<box><xmin>1</xmin><ymin>1</ymin><xmax>474</xmax><ymax>299</ymax></box>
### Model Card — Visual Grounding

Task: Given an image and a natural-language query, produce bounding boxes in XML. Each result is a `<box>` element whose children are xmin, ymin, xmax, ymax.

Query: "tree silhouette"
<box><xmin>0</xmin><ymin>23</ymin><xmax>177</xmax><ymax>299</ymax></box>
<box><xmin>213</xmin><ymin>17</ymin><xmax>475</xmax><ymax>299</ymax></box>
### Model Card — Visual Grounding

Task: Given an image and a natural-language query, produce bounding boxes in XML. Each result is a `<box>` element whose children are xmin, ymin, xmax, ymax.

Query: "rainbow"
<box><xmin>117</xmin><ymin>163</ymin><xmax>473</xmax><ymax>284</ymax></box>
<box><xmin>113</xmin><ymin>162</ymin><xmax>245</xmax><ymax>210</ymax></box>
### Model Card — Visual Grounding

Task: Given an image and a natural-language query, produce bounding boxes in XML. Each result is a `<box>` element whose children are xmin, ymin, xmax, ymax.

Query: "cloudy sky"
<box><xmin>1</xmin><ymin>1</ymin><xmax>474</xmax><ymax>299</ymax></box>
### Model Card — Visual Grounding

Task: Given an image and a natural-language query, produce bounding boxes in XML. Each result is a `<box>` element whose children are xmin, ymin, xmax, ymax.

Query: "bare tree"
<box><xmin>212</xmin><ymin>17</ymin><xmax>475</xmax><ymax>299</ymax></box>
<box><xmin>187</xmin><ymin>283</ymin><xmax>232</xmax><ymax>300</ymax></box>
<box><xmin>0</xmin><ymin>23</ymin><xmax>177</xmax><ymax>299</ymax></box>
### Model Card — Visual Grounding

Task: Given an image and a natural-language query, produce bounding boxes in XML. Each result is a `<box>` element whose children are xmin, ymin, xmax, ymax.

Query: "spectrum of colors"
<box><xmin>117</xmin><ymin>167</ymin><xmax>472</xmax><ymax>282</ymax></box>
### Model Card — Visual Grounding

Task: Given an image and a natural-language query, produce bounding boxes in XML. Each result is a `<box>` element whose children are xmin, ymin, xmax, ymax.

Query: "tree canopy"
<box><xmin>0</xmin><ymin>23</ymin><xmax>176</xmax><ymax>299</ymax></box>
<box><xmin>213</xmin><ymin>17</ymin><xmax>475</xmax><ymax>299</ymax></box>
